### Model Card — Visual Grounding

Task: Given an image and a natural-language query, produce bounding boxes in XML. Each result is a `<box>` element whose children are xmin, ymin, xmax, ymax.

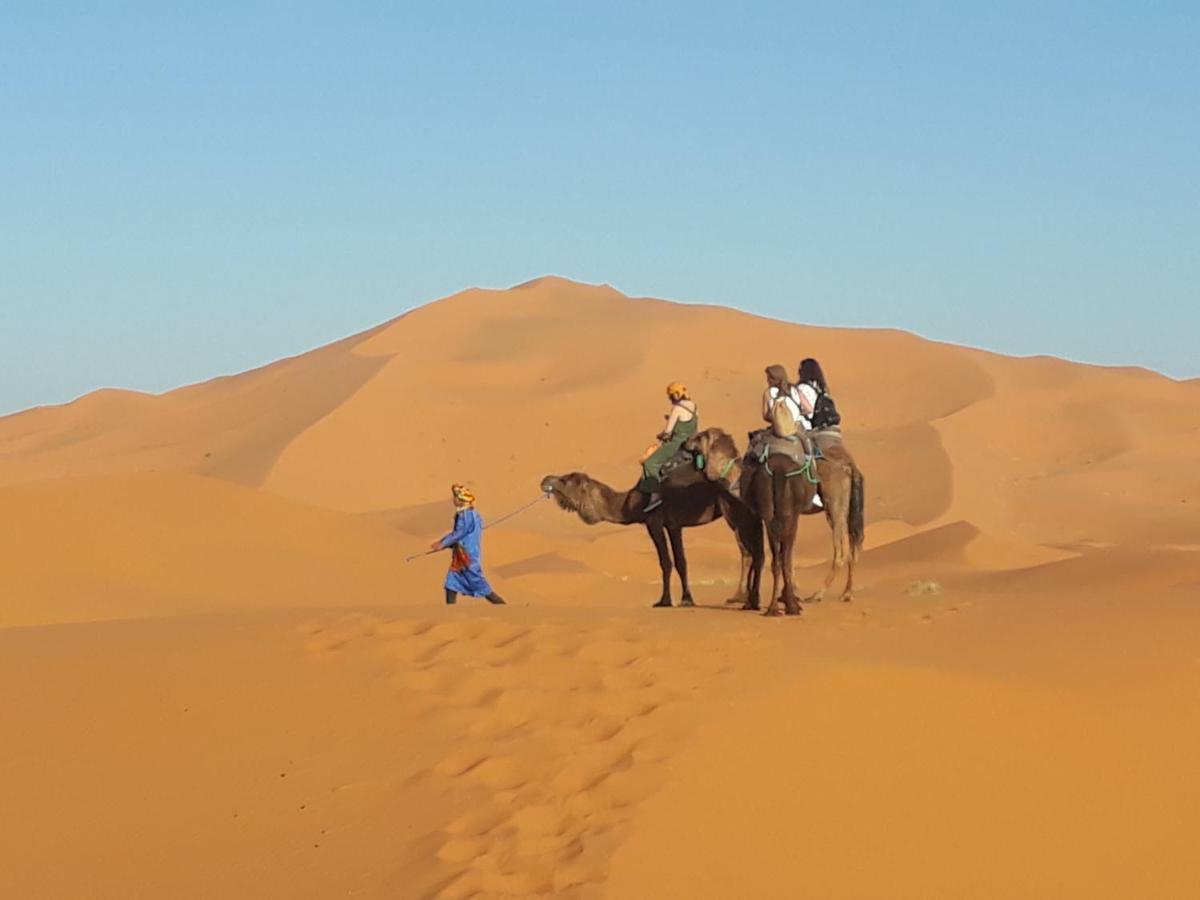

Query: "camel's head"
<box><xmin>540</xmin><ymin>473</ymin><xmax>607</xmax><ymax>525</ymax></box>
<box><xmin>683</xmin><ymin>428</ymin><xmax>742</xmax><ymax>495</ymax></box>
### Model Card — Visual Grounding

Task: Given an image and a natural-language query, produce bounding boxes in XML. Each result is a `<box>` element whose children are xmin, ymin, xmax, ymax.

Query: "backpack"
<box><xmin>810</xmin><ymin>387</ymin><xmax>841</xmax><ymax>430</ymax></box>
<box><xmin>770</xmin><ymin>386</ymin><xmax>800</xmax><ymax>438</ymax></box>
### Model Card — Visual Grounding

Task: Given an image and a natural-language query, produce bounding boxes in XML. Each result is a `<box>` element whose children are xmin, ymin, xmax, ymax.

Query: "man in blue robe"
<box><xmin>431</xmin><ymin>484</ymin><xmax>507</xmax><ymax>606</ymax></box>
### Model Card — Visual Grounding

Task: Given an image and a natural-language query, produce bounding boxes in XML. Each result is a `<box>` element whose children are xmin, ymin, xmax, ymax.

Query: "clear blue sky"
<box><xmin>3</xmin><ymin>2</ymin><xmax>1197</xmax><ymax>415</ymax></box>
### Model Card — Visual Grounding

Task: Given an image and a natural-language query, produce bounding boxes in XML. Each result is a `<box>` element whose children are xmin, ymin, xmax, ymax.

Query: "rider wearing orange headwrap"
<box><xmin>637</xmin><ymin>382</ymin><xmax>699</xmax><ymax>512</ymax></box>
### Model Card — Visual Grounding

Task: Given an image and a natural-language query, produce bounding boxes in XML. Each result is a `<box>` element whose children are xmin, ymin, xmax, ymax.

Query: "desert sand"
<box><xmin>2</xmin><ymin>276</ymin><xmax>1198</xmax><ymax>898</ymax></box>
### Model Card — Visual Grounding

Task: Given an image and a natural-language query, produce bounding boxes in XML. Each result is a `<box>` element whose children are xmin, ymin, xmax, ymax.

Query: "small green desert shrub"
<box><xmin>905</xmin><ymin>580</ymin><xmax>943</xmax><ymax>597</ymax></box>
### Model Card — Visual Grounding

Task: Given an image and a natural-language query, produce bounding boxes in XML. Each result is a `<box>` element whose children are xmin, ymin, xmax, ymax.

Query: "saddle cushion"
<box><xmin>746</xmin><ymin>428</ymin><xmax>817</xmax><ymax>467</ymax></box>
<box><xmin>809</xmin><ymin>428</ymin><xmax>844</xmax><ymax>460</ymax></box>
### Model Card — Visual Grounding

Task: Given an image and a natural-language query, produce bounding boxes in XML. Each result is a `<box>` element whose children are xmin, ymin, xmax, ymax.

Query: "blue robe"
<box><xmin>439</xmin><ymin>508</ymin><xmax>494</xmax><ymax>597</ymax></box>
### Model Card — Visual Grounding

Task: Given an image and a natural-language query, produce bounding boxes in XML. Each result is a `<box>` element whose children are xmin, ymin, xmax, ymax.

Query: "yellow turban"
<box><xmin>666</xmin><ymin>382</ymin><xmax>689</xmax><ymax>401</ymax></box>
<box><xmin>451</xmin><ymin>483</ymin><xmax>476</xmax><ymax>507</ymax></box>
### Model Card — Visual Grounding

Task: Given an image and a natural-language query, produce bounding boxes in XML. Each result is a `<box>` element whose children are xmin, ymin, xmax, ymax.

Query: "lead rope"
<box><xmin>405</xmin><ymin>492</ymin><xmax>550</xmax><ymax>563</ymax></box>
<box><xmin>481</xmin><ymin>492</ymin><xmax>550</xmax><ymax>530</ymax></box>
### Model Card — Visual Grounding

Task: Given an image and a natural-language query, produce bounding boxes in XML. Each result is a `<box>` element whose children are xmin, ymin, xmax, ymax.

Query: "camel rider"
<box><xmin>762</xmin><ymin>364</ymin><xmax>808</xmax><ymax>431</ymax></box>
<box><xmin>431</xmin><ymin>484</ymin><xmax>506</xmax><ymax>606</ymax></box>
<box><xmin>638</xmin><ymin>382</ymin><xmax>698</xmax><ymax>512</ymax></box>
<box><xmin>797</xmin><ymin>357</ymin><xmax>841</xmax><ymax>433</ymax></box>
<box><xmin>760</xmin><ymin>364</ymin><xmax>822</xmax><ymax>507</ymax></box>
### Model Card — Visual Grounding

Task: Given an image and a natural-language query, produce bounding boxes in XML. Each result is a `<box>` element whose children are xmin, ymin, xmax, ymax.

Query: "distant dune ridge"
<box><xmin>2</xmin><ymin>277</ymin><xmax>1198</xmax><ymax>898</ymax></box>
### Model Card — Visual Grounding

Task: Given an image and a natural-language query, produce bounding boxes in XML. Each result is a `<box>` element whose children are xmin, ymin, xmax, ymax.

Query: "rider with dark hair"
<box><xmin>797</xmin><ymin>358</ymin><xmax>841</xmax><ymax>431</ymax></box>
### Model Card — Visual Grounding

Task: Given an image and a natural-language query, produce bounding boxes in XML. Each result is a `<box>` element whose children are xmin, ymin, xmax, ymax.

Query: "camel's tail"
<box><xmin>849</xmin><ymin>465</ymin><xmax>865</xmax><ymax>560</ymax></box>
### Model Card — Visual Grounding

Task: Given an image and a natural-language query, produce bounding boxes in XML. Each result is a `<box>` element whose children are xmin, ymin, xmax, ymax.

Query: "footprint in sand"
<box><xmin>511</xmin><ymin>803</ymin><xmax>570</xmax><ymax>839</ymax></box>
<box><xmin>445</xmin><ymin>668</ymin><xmax>516</xmax><ymax>708</ymax></box>
<box><xmin>595</xmin><ymin>691</ymin><xmax>659</xmax><ymax>721</ymax></box>
<box><xmin>436</xmin><ymin>870</ymin><xmax>481</xmax><ymax>900</ymax></box>
<box><xmin>443</xmin><ymin>804</ymin><xmax>510</xmax><ymax>838</ymax></box>
<box><xmin>483</xmin><ymin>622</ymin><xmax>532</xmax><ymax>648</ymax></box>
<box><xmin>480</xmin><ymin>639</ymin><xmax>535</xmax><ymax>667</ymax></box>
<box><xmin>467</xmin><ymin>755</ymin><xmax>534</xmax><ymax>791</ymax></box>
<box><xmin>433</xmin><ymin>747</ymin><xmax>490</xmax><ymax>777</ymax></box>
<box><xmin>552</xmin><ymin>740</ymin><xmax>636</xmax><ymax>795</ymax></box>
<box><xmin>570</xmin><ymin>717</ymin><xmax>626</xmax><ymax>743</ymax></box>
<box><xmin>374</xmin><ymin>618</ymin><xmax>435</xmax><ymax>638</ymax></box>
<box><xmin>552</xmin><ymin>855</ymin><xmax>608</xmax><ymax>893</ymax></box>
<box><xmin>601</xmin><ymin>667</ymin><xmax>657</xmax><ymax>692</ymax></box>
<box><xmin>315</xmin><ymin>612</ymin><xmax>724</xmax><ymax>898</ymax></box>
<box><xmin>302</xmin><ymin>615</ymin><xmax>384</xmax><ymax>657</ymax></box>
<box><xmin>576</xmin><ymin>638</ymin><xmax>642</xmax><ymax>668</ymax></box>
<box><xmin>436</xmin><ymin>836</ymin><xmax>486</xmax><ymax>865</ymax></box>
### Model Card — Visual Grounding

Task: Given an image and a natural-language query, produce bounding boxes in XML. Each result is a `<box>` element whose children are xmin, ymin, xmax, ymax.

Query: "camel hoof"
<box><xmin>785</xmin><ymin>607</ymin><xmax>802</xmax><ymax>617</ymax></box>
<box><xmin>652</xmin><ymin>599</ymin><xmax>673</xmax><ymax>608</ymax></box>
<box><xmin>741</xmin><ymin>601</ymin><xmax>760</xmax><ymax>611</ymax></box>
<box><xmin>725</xmin><ymin>596</ymin><xmax>746</xmax><ymax>606</ymax></box>
<box><xmin>802</xmin><ymin>594</ymin><xmax>824</xmax><ymax>604</ymax></box>
<box><xmin>763</xmin><ymin>609</ymin><xmax>782</xmax><ymax>618</ymax></box>
<box><xmin>840</xmin><ymin>594</ymin><xmax>853</xmax><ymax>603</ymax></box>
<box><xmin>680</xmin><ymin>597</ymin><xmax>695</xmax><ymax>608</ymax></box>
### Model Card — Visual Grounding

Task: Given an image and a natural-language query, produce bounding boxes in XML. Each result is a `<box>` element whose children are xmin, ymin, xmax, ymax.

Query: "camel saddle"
<box><xmin>809</xmin><ymin>427</ymin><xmax>844</xmax><ymax>457</ymax></box>
<box><xmin>745</xmin><ymin>428</ymin><xmax>819</xmax><ymax>468</ymax></box>
<box><xmin>658</xmin><ymin>446</ymin><xmax>699</xmax><ymax>480</ymax></box>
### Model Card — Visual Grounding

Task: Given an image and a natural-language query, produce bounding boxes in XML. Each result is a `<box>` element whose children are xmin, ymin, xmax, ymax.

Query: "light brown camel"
<box><xmin>540</xmin><ymin>456</ymin><xmax>763</xmax><ymax>608</ymax></box>
<box><xmin>684</xmin><ymin>428</ymin><xmax>865</xmax><ymax>616</ymax></box>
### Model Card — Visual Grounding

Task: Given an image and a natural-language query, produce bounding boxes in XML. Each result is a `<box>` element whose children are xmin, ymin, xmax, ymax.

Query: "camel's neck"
<box><xmin>719</xmin><ymin>459</ymin><xmax>744</xmax><ymax>498</ymax></box>
<box><xmin>571</xmin><ymin>475</ymin><xmax>648</xmax><ymax>525</ymax></box>
<box><xmin>579</xmin><ymin>477</ymin><xmax>641</xmax><ymax>525</ymax></box>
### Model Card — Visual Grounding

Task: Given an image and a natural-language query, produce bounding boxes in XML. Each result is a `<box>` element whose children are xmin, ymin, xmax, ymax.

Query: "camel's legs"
<box><xmin>764</xmin><ymin>526</ymin><xmax>785</xmax><ymax>617</ymax></box>
<box><xmin>744</xmin><ymin>520</ymin><xmax>764</xmax><ymax>611</ymax></box>
<box><xmin>668</xmin><ymin>525</ymin><xmax>694</xmax><ymax>607</ymax></box>
<box><xmin>647</xmin><ymin>523</ymin><xmax>674</xmax><ymax>608</ymax></box>
<box><xmin>730</xmin><ymin>541</ymin><xmax>751</xmax><ymax>605</ymax></box>
<box><xmin>781</xmin><ymin>511</ymin><xmax>801</xmax><ymax>616</ymax></box>
<box><xmin>831</xmin><ymin>480</ymin><xmax>853</xmax><ymax>602</ymax></box>
<box><xmin>805</xmin><ymin>476</ymin><xmax>850</xmax><ymax>604</ymax></box>
<box><xmin>725</xmin><ymin>520</ymin><xmax>751</xmax><ymax>606</ymax></box>
<box><xmin>839</xmin><ymin>535</ymin><xmax>855</xmax><ymax>603</ymax></box>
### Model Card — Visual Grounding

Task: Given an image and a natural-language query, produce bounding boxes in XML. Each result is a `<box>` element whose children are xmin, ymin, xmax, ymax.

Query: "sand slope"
<box><xmin>0</xmin><ymin>473</ymin><xmax>417</xmax><ymax>628</ymax></box>
<box><xmin>1</xmin><ymin>277</ymin><xmax>1198</xmax><ymax>898</ymax></box>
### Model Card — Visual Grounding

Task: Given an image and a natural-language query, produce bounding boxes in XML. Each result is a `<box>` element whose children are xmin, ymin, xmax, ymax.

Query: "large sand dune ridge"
<box><xmin>2</xmin><ymin>277</ymin><xmax>1197</xmax><ymax>898</ymax></box>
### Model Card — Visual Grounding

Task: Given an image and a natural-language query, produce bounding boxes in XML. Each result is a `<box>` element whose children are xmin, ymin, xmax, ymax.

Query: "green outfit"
<box><xmin>637</xmin><ymin>410</ymin><xmax>699</xmax><ymax>494</ymax></box>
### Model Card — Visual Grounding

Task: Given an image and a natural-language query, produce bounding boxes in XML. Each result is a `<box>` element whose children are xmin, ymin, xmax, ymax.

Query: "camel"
<box><xmin>540</xmin><ymin>456</ymin><xmax>764</xmax><ymax>609</ymax></box>
<box><xmin>684</xmin><ymin>428</ymin><xmax>865</xmax><ymax>616</ymax></box>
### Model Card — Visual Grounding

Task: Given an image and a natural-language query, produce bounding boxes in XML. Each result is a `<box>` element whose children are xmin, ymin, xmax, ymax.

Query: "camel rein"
<box><xmin>404</xmin><ymin>492</ymin><xmax>550</xmax><ymax>563</ymax></box>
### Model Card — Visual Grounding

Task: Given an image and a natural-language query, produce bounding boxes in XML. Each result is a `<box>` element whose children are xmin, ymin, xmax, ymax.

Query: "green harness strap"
<box><xmin>759</xmin><ymin>439</ymin><xmax>819</xmax><ymax>484</ymax></box>
<box><xmin>787</xmin><ymin>458</ymin><xmax>825</xmax><ymax>487</ymax></box>
<box><xmin>780</xmin><ymin>456</ymin><xmax>821</xmax><ymax>484</ymax></box>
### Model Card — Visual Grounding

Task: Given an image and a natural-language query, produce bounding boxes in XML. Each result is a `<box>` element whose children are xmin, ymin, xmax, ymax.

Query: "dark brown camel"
<box><xmin>684</xmin><ymin>428</ymin><xmax>865</xmax><ymax>616</ymax></box>
<box><xmin>540</xmin><ymin>459</ymin><xmax>763</xmax><ymax>608</ymax></box>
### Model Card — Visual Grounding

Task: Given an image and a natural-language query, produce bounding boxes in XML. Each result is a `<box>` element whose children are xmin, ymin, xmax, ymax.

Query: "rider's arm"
<box><xmin>796</xmin><ymin>385</ymin><xmax>816</xmax><ymax>416</ymax></box>
<box><xmin>662</xmin><ymin>404</ymin><xmax>682</xmax><ymax>438</ymax></box>
<box><xmin>433</xmin><ymin>513</ymin><xmax>470</xmax><ymax>550</ymax></box>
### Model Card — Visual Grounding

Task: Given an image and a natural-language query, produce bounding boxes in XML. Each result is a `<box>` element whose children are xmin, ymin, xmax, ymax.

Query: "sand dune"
<box><xmin>0</xmin><ymin>326</ymin><xmax>389</xmax><ymax>488</ymax></box>
<box><xmin>607</xmin><ymin>566</ymin><xmax>1200</xmax><ymax>899</ymax></box>
<box><xmin>2</xmin><ymin>277</ymin><xmax>1198</xmax><ymax>898</ymax></box>
<box><xmin>0</xmin><ymin>473</ymin><xmax>415</xmax><ymax>627</ymax></box>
